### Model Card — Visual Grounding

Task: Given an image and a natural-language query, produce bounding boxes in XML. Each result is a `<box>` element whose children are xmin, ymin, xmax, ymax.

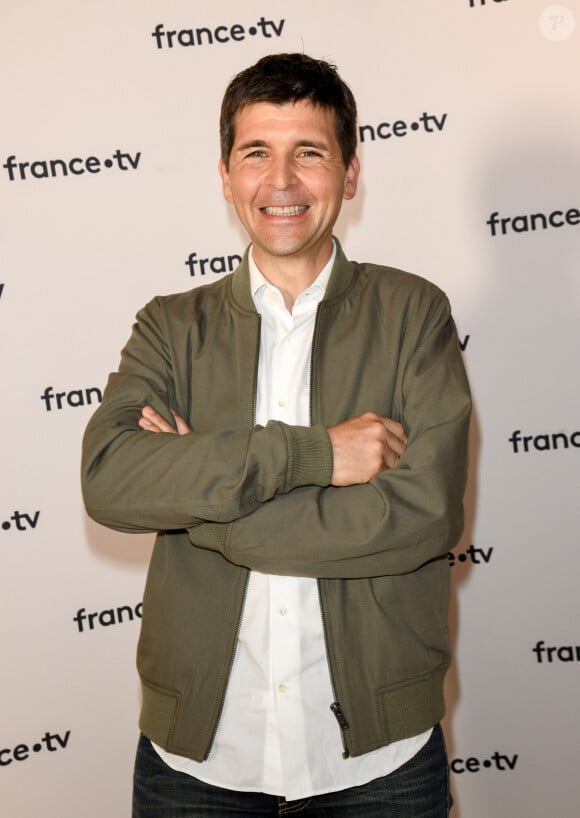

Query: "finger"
<box><xmin>142</xmin><ymin>405</ymin><xmax>164</xmax><ymax>420</ymax></box>
<box><xmin>383</xmin><ymin>449</ymin><xmax>399</xmax><ymax>470</ymax></box>
<box><xmin>381</xmin><ymin>418</ymin><xmax>407</xmax><ymax>444</ymax></box>
<box><xmin>141</xmin><ymin>406</ymin><xmax>177</xmax><ymax>434</ymax></box>
<box><xmin>138</xmin><ymin>417</ymin><xmax>161</xmax><ymax>433</ymax></box>
<box><xmin>170</xmin><ymin>409</ymin><xmax>192</xmax><ymax>436</ymax></box>
<box><xmin>384</xmin><ymin>431</ymin><xmax>407</xmax><ymax>457</ymax></box>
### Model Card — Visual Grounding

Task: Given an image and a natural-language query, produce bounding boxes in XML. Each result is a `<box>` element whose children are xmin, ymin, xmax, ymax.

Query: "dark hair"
<box><xmin>220</xmin><ymin>53</ymin><xmax>358</xmax><ymax>168</ymax></box>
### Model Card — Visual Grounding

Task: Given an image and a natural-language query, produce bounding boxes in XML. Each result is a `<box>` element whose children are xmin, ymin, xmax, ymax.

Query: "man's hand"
<box><xmin>139</xmin><ymin>406</ymin><xmax>191</xmax><ymax>435</ymax></box>
<box><xmin>327</xmin><ymin>412</ymin><xmax>407</xmax><ymax>486</ymax></box>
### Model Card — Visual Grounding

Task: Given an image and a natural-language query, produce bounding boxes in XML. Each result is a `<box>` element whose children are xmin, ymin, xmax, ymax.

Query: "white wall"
<box><xmin>1</xmin><ymin>2</ymin><xmax>578</xmax><ymax>815</ymax></box>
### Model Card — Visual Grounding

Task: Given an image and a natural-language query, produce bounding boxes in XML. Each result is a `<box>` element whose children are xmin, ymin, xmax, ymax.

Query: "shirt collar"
<box><xmin>249</xmin><ymin>240</ymin><xmax>337</xmax><ymax>303</ymax></box>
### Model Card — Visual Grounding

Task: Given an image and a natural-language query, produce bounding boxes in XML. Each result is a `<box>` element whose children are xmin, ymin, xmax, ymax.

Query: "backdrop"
<box><xmin>1</xmin><ymin>2</ymin><xmax>579</xmax><ymax>816</ymax></box>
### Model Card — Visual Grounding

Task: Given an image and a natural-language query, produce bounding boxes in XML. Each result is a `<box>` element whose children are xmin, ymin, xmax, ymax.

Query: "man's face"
<box><xmin>218</xmin><ymin>100</ymin><xmax>359</xmax><ymax>273</ymax></box>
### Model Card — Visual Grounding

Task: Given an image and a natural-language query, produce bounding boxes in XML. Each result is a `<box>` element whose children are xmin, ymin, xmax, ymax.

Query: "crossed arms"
<box><xmin>140</xmin><ymin>406</ymin><xmax>408</xmax><ymax>486</ymax></box>
<box><xmin>81</xmin><ymin>281</ymin><xmax>471</xmax><ymax>580</ymax></box>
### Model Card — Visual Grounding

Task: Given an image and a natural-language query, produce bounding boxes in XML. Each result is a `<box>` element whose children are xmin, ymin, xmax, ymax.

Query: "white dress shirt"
<box><xmin>154</xmin><ymin>243</ymin><xmax>430</xmax><ymax>800</ymax></box>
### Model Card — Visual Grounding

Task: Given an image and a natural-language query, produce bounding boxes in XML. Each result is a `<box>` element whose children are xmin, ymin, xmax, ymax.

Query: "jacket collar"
<box><xmin>230</xmin><ymin>237</ymin><xmax>357</xmax><ymax>314</ymax></box>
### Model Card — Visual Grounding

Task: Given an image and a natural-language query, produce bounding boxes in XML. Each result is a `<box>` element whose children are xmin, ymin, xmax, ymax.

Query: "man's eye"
<box><xmin>245</xmin><ymin>150</ymin><xmax>267</xmax><ymax>160</ymax></box>
<box><xmin>296</xmin><ymin>150</ymin><xmax>322</xmax><ymax>164</ymax></box>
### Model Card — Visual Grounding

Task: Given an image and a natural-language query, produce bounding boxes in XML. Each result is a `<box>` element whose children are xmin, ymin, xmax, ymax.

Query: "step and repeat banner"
<box><xmin>1</xmin><ymin>2</ymin><xmax>578</xmax><ymax>816</ymax></box>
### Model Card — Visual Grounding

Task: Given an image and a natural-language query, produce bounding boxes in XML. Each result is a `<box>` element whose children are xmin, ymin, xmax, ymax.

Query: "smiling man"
<box><xmin>218</xmin><ymin>98</ymin><xmax>359</xmax><ymax>305</ymax></box>
<box><xmin>82</xmin><ymin>53</ymin><xmax>471</xmax><ymax>817</ymax></box>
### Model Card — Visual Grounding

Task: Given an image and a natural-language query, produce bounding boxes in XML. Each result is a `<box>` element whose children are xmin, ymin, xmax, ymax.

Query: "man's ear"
<box><xmin>218</xmin><ymin>158</ymin><xmax>233</xmax><ymax>203</ymax></box>
<box><xmin>343</xmin><ymin>155</ymin><xmax>360</xmax><ymax>201</ymax></box>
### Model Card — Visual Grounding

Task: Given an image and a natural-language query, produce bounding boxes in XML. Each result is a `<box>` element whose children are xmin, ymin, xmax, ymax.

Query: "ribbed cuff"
<box><xmin>283</xmin><ymin>424</ymin><xmax>333</xmax><ymax>491</ymax></box>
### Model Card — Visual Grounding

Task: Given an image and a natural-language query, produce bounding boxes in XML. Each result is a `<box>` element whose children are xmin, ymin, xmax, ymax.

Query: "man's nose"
<box><xmin>265</xmin><ymin>155</ymin><xmax>297</xmax><ymax>189</ymax></box>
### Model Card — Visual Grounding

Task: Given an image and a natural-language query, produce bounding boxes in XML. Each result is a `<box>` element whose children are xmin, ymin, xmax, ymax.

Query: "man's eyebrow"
<box><xmin>234</xmin><ymin>139</ymin><xmax>330</xmax><ymax>153</ymax></box>
<box><xmin>296</xmin><ymin>140</ymin><xmax>329</xmax><ymax>151</ymax></box>
<box><xmin>235</xmin><ymin>140</ymin><xmax>268</xmax><ymax>153</ymax></box>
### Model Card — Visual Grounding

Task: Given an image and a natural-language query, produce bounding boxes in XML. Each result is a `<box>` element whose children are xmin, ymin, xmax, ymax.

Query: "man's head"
<box><xmin>220</xmin><ymin>53</ymin><xmax>358</xmax><ymax>169</ymax></box>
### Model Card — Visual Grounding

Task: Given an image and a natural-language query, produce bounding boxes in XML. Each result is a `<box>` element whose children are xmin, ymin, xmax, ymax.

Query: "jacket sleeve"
<box><xmin>81</xmin><ymin>297</ymin><xmax>333</xmax><ymax>533</ymax></box>
<box><xmin>189</xmin><ymin>295</ymin><xmax>472</xmax><ymax>578</ymax></box>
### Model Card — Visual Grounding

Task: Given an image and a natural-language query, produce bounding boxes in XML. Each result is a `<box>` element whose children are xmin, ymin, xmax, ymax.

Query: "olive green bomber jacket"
<box><xmin>81</xmin><ymin>240</ymin><xmax>471</xmax><ymax>760</ymax></box>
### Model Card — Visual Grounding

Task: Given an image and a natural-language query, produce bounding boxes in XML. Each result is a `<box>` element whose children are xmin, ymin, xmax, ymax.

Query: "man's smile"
<box><xmin>260</xmin><ymin>205</ymin><xmax>310</xmax><ymax>216</ymax></box>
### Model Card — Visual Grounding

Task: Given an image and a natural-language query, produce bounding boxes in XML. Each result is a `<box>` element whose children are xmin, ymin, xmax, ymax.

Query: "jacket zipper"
<box><xmin>250</xmin><ymin>315</ymin><xmax>261</xmax><ymax>429</ymax></box>
<box><xmin>311</xmin><ymin>303</ymin><xmax>351</xmax><ymax>758</ymax></box>
<box><xmin>203</xmin><ymin>572</ymin><xmax>250</xmax><ymax>759</ymax></box>
<box><xmin>203</xmin><ymin>314</ymin><xmax>261</xmax><ymax>759</ymax></box>
<box><xmin>318</xmin><ymin>584</ymin><xmax>351</xmax><ymax>758</ymax></box>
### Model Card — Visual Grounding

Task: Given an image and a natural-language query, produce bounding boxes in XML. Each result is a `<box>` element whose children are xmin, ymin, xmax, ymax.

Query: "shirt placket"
<box><xmin>262</xmin><ymin>290</ymin><xmax>315</xmax><ymax>793</ymax></box>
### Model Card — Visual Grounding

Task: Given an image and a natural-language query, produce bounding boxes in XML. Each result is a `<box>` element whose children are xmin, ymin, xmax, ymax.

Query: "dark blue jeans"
<box><xmin>133</xmin><ymin>725</ymin><xmax>452</xmax><ymax>818</ymax></box>
<box><xmin>133</xmin><ymin>725</ymin><xmax>452</xmax><ymax>817</ymax></box>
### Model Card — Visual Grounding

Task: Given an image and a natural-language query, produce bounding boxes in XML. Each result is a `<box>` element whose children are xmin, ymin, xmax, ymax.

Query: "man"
<box><xmin>82</xmin><ymin>53</ymin><xmax>471</xmax><ymax>817</ymax></box>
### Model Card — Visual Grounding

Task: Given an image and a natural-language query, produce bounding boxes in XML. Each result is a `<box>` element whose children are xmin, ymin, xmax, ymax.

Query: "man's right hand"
<box><xmin>139</xmin><ymin>406</ymin><xmax>191</xmax><ymax>435</ymax></box>
<box><xmin>327</xmin><ymin>412</ymin><xmax>407</xmax><ymax>486</ymax></box>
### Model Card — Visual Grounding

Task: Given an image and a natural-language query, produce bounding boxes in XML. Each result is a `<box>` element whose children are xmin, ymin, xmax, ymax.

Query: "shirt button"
<box><xmin>279</xmin><ymin>607</ymin><xmax>288</xmax><ymax>616</ymax></box>
<box><xmin>278</xmin><ymin>399</ymin><xmax>286</xmax><ymax>408</ymax></box>
<box><xmin>278</xmin><ymin>684</ymin><xmax>287</xmax><ymax>694</ymax></box>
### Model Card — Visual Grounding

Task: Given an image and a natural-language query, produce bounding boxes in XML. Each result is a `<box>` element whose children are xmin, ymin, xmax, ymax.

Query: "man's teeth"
<box><xmin>262</xmin><ymin>205</ymin><xmax>308</xmax><ymax>216</ymax></box>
